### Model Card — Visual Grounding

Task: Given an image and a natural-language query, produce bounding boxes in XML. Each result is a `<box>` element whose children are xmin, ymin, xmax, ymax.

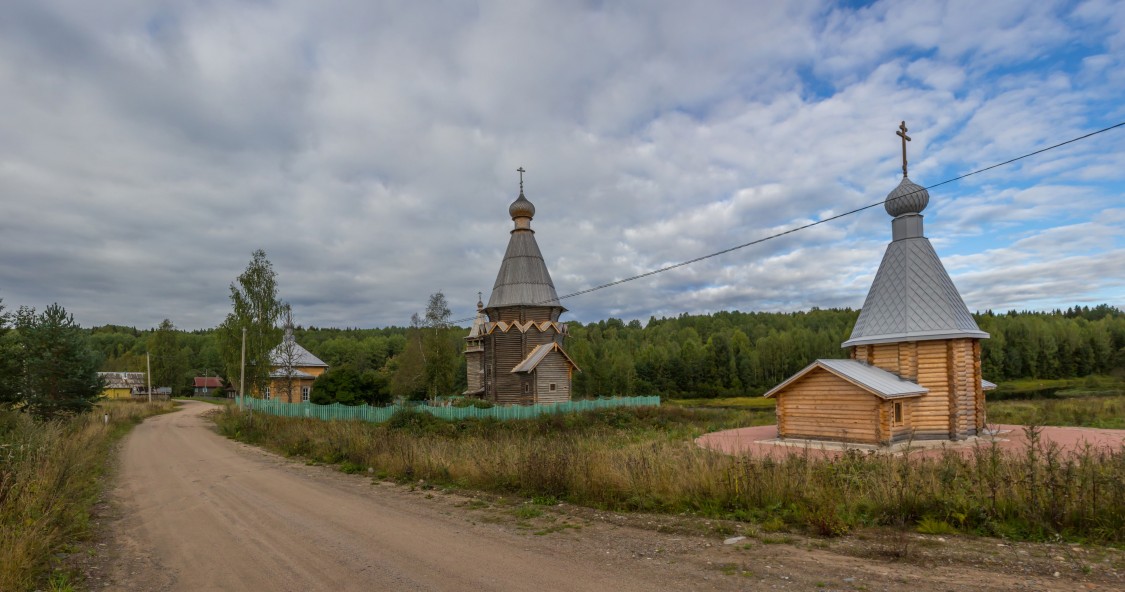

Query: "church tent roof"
<box><xmin>485</xmin><ymin>184</ymin><xmax>565</xmax><ymax>311</ymax></box>
<box><xmin>843</xmin><ymin>237</ymin><xmax>989</xmax><ymax>347</ymax></box>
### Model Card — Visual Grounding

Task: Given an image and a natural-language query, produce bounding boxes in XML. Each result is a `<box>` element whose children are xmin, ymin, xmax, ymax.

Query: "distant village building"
<box><xmin>765</xmin><ymin>123</ymin><xmax>994</xmax><ymax>445</ymax></box>
<box><xmin>193</xmin><ymin>376</ymin><xmax>224</xmax><ymax>396</ymax></box>
<box><xmin>99</xmin><ymin>372</ymin><xmax>147</xmax><ymax>399</ymax></box>
<box><xmin>259</xmin><ymin>327</ymin><xmax>329</xmax><ymax>403</ymax></box>
<box><xmin>465</xmin><ymin>170</ymin><xmax>579</xmax><ymax>405</ymax></box>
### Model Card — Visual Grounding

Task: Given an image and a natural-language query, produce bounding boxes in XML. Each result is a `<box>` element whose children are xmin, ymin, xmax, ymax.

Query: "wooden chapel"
<box><xmin>464</xmin><ymin>169</ymin><xmax>578</xmax><ymax>405</ymax></box>
<box><xmin>765</xmin><ymin>123</ymin><xmax>994</xmax><ymax>445</ymax></box>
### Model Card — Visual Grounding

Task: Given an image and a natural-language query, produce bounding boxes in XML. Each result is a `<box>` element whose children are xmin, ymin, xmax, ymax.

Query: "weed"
<box><xmin>514</xmin><ymin>506</ymin><xmax>543</xmax><ymax>520</ymax></box>
<box><xmin>212</xmin><ymin>402</ymin><xmax>1125</xmax><ymax>545</ymax></box>
<box><xmin>916</xmin><ymin>517</ymin><xmax>958</xmax><ymax>535</ymax></box>
<box><xmin>0</xmin><ymin>401</ymin><xmax>175</xmax><ymax>591</ymax></box>
<box><xmin>338</xmin><ymin>461</ymin><xmax>365</xmax><ymax>474</ymax></box>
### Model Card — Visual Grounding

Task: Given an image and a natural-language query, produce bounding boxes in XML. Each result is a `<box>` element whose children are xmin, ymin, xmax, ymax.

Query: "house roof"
<box><xmin>763</xmin><ymin>359</ymin><xmax>928</xmax><ymax>400</ymax></box>
<box><xmin>269</xmin><ymin>368</ymin><xmax>316</xmax><ymax>379</ymax></box>
<box><xmin>982</xmin><ymin>378</ymin><xmax>997</xmax><ymax>391</ymax></box>
<box><xmin>485</xmin><ymin>189</ymin><xmax>565</xmax><ymax>312</ymax></box>
<box><xmin>269</xmin><ymin>329</ymin><xmax>328</xmax><ymax>368</ymax></box>
<box><xmin>193</xmin><ymin>376</ymin><xmax>223</xmax><ymax>388</ymax></box>
<box><xmin>98</xmin><ymin>372</ymin><xmax>146</xmax><ymax>389</ymax></box>
<box><xmin>510</xmin><ymin>342</ymin><xmax>579</xmax><ymax>373</ymax></box>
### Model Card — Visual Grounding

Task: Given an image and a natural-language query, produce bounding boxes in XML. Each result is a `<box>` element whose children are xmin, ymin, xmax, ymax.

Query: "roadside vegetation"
<box><xmin>0</xmin><ymin>401</ymin><xmax>175</xmax><ymax>591</ymax></box>
<box><xmin>215</xmin><ymin>404</ymin><xmax>1125</xmax><ymax>545</ymax></box>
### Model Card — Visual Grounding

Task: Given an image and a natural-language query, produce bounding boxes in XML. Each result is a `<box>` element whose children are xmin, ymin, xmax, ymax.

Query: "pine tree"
<box><xmin>17</xmin><ymin>304</ymin><xmax>104</xmax><ymax>419</ymax></box>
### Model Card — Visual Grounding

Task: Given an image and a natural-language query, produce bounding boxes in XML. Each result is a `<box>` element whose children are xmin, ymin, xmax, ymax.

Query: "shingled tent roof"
<box><xmin>485</xmin><ymin>187</ymin><xmax>565</xmax><ymax>311</ymax></box>
<box><xmin>843</xmin><ymin>176</ymin><xmax>988</xmax><ymax>347</ymax></box>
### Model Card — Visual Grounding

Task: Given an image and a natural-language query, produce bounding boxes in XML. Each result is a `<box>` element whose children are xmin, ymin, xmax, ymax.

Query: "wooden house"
<box><xmin>464</xmin><ymin>172</ymin><xmax>579</xmax><ymax>405</ymax></box>
<box><xmin>259</xmin><ymin>327</ymin><xmax>328</xmax><ymax>403</ymax></box>
<box><xmin>766</xmin><ymin>123</ymin><xmax>994</xmax><ymax>445</ymax></box>
<box><xmin>192</xmin><ymin>376</ymin><xmax>224</xmax><ymax>396</ymax></box>
<box><xmin>99</xmin><ymin>372</ymin><xmax>146</xmax><ymax>399</ymax></box>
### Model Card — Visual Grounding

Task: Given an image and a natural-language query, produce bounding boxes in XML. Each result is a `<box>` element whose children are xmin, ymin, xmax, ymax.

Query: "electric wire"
<box><xmin>451</xmin><ymin>120</ymin><xmax>1125</xmax><ymax>324</ymax></box>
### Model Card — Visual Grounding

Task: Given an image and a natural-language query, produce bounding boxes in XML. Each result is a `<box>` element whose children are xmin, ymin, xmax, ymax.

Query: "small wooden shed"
<box><xmin>765</xmin><ymin>359</ymin><xmax>927</xmax><ymax>444</ymax></box>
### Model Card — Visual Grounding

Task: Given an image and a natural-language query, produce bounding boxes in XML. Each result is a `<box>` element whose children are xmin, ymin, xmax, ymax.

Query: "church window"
<box><xmin>893</xmin><ymin>402</ymin><xmax>904</xmax><ymax>426</ymax></box>
<box><xmin>549</xmin><ymin>383</ymin><xmax>557</xmax><ymax>392</ymax></box>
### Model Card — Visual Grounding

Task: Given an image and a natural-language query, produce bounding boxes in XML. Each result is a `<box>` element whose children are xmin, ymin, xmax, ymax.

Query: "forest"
<box><xmin>91</xmin><ymin>304</ymin><xmax>1125</xmax><ymax>400</ymax></box>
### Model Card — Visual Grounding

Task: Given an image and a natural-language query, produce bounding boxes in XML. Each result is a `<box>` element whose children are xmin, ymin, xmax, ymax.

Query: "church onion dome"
<box><xmin>884</xmin><ymin>176</ymin><xmax>929</xmax><ymax>217</ymax></box>
<box><xmin>509</xmin><ymin>191</ymin><xmax>536</xmax><ymax>219</ymax></box>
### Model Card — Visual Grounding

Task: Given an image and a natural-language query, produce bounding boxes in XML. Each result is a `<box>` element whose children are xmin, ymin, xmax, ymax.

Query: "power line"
<box><xmin>453</xmin><ymin>120</ymin><xmax>1125</xmax><ymax>324</ymax></box>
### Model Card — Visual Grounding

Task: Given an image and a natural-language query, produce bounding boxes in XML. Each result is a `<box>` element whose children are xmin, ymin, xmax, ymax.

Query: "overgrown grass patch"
<box><xmin>0</xmin><ymin>401</ymin><xmax>176</xmax><ymax>591</ymax></box>
<box><xmin>987</xmin><ymin>396</ymin><xmax>1125</xmax><ymax>429</ymax></box>
<box><xmin>214</xmin><ymin>406</ymin><xmax>1125</xmax><ymax>545</ymax></box>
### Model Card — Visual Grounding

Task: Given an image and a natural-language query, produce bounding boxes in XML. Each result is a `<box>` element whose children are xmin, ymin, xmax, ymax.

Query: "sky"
<box><xmin>1</xmin><ymin>0</ymin><xmax>1123</xmax><ymax>331</ymax></box>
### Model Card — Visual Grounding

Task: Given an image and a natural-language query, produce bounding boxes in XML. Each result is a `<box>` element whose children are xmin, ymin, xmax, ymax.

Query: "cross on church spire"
<box><xmin>516</xmin><ymin>167</ymin><xmax>526</xmax><ymax>193</ymax></box>
<box><xmin>896</xmin><ymin>121</ymin><xmax>911</xmax><ymax>177</ymax></box>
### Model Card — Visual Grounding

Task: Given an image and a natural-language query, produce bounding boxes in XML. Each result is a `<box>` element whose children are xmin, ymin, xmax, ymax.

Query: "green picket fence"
<box><xmin>236</xmin><ymin>395</ymin><xmax>661</xmax><ymax>423</ymax></box>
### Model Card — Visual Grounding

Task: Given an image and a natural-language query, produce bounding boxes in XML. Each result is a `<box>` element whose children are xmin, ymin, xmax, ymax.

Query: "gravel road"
<box><xmin>88</xmin><ymin>400</ymin><xmax>1120</xmax><ymax>591</ymax></box>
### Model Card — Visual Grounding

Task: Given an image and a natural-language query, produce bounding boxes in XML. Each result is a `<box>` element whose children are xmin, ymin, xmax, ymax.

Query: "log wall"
<box><xmin>534</xmin><ymin>353</ymin><xmax>571</xmax><ymax>404</ymax></box>
<box><xmin>776</xmin><ymin>370</ymin><xmax>880</xmax><ymax>444</ymax></box>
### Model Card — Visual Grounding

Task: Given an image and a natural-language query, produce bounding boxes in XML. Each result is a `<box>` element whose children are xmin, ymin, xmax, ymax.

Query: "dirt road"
<box><xmin>90</xmin><ymin>401</ymin><xmax>1120</xmax><ymax>591</ymax></box>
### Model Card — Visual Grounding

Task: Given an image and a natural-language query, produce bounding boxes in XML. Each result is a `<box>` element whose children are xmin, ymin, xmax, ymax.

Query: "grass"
<box><xmin>664</xmin><ymin>396</ymin><xmax>776</xmax><ymax>410</ymax></box>
<box><xmin>990</xmin><ymin>375</ymin><xmax>1125</xmax><ymax>399</ymax></box>
<box><xmin>987</xmin><ymin>396</ymin><xmax>1125</xmax><ymax>429</ymax></box>
<box><xmin>215</xmin><ymin>404</ymin><xmax>1125</xmax><ymax>545</ymax></box>
<box><xmin>0</xmin><ymin>400</ymin><xmax>176</xmax><ymax>592</ymax></box>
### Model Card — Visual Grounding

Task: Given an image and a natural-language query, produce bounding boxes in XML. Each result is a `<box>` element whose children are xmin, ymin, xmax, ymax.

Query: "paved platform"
<box><xmin>695</xmin><ymin>423</ymin><xmax>1125</xmax><ymax>459</ymax></box>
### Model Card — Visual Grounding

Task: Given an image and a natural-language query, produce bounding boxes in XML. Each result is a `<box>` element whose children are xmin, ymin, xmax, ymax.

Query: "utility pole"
<box><xmin>146</xmin><ymin>352</ymin><xmax>153</xmax><ymax>404</ymax></box>
<box><xmin>240</xmin><ymin>326</ymin><xmax>246</xmax><ymax>411</ymax></box>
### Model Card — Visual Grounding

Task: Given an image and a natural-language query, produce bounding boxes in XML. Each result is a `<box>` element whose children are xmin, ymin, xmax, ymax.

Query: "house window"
<box><xmin>301</xmin><ymin>386</ymin><xmax>310</xmax><ymax>402</ymax></box>
<box><xmin>549</xmin><ymin>383</ymin><xmax>557</xmax><ymax>392</ymax></box>
<box><xmin>893</xmin><ymin>401</ymin><xmax>904</xmax><ymax>426</ymax></box>
<box><xmin>263</xmin><ymin>386</ymin><xmax>271</xmax><ymax>401</ymax></box>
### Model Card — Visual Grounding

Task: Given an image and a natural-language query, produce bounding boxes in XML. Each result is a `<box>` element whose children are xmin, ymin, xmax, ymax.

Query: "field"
<box><xmin>0</xmin><ymin>401</ymin><xmax>176</xmax><ymax>592</ymax></box>
<box><xmin>214</xmin><ymin>401</ymin><xmax>1125</xmax><ymax>546</ymax></box>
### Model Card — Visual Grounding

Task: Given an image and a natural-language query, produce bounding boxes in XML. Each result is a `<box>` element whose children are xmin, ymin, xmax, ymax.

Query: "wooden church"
<box><xmin>765</xmin><ymin>123</ymin><xmax>994</xmax><ymax>445</ymax></box>
<box><xmin>464</xmin><ymin>170</ymin><xmax>578</xmax><ymax>405</ymax></box>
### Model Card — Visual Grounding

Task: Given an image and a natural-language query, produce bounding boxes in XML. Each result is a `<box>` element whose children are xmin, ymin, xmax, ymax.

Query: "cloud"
<box><xmin>0</xmin><ymin>0</ymin><xmax>1122</xmax><ymax>330</ymax></box>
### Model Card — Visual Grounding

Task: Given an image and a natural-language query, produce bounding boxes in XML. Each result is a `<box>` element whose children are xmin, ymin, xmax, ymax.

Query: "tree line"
<box><xmin>91</xmin><ymin>302</ymin><xmax>1125</xmax><ymax>402</ymax></box>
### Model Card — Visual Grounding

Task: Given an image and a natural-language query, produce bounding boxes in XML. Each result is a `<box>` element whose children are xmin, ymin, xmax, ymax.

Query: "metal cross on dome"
<box><xmin>516</xmin><ymin>166</ymin><xmax>526</xmax><ymax>192</ymax></box>
<box><xmin>896</xmin><ymin>121</ymin><xmax>911</xmax><ymax>177</ymax></box>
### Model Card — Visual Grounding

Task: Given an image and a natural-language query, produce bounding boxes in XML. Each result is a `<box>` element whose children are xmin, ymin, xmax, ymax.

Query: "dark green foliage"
<box><xmin>217</xmin><ymin>249</ymin><xmax>286</xmax><ymax>396</ymax></box>
<box><xmin>90</xmin><ymin>304</ymin><xmax>1125</xmax><ymax>400</ymax></box>
<box><xmin>149</xmin><ymin>318</ymin><xmax>191</xmax><ymax>394</ymax></box>
<box><xmin>310</xmin><ymin>366</ymin><xmax>392</xmax><ymax>406</ymax></box>
<box><xmin>13</xmin><ymin>304</ymin><xmax>104</xmax><ymax>419</ymax></box>
<box><xmin>0</xmin><ymin>300</ymin><xmax>19</xmax><ymax>407</ymax></box>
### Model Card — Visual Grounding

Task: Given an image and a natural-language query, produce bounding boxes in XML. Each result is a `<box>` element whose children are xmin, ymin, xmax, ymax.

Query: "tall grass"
<box><xmin>0</xmin><ymin>401</ymin><xmax>175</xmax><ymax>591</ymax></box>
<box><xmin>216</xmin><ymin>406</ymin><xmax>1125</xmax><ymax>544</ymax></box>
<box><xmin>988</xmin><ymin>396</ymin><xmax>1125</xmax><ymax>429</ymax></box>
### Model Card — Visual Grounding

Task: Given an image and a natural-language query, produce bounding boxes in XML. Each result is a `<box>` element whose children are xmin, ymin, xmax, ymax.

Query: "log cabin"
<box><xmin>765</xmin><ymin>123</ymin><xmax>995</xmax><ymax>445</ymax></box>
<box><xmin>464</xmin><ymin>170</ymin><xmax>578</xmax><ymax>405</ymax></box>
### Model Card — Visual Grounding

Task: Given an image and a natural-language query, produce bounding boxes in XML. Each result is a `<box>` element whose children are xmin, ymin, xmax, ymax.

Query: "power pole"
<box><xmin>146</xmin><ymin>352</ymin><xmax>153</xmax><ymax>404</ymax></box>
<box><xmin>240</xmin><ymin>326</ymin><xmax>246</xmax><ymax>411</ymax></box>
